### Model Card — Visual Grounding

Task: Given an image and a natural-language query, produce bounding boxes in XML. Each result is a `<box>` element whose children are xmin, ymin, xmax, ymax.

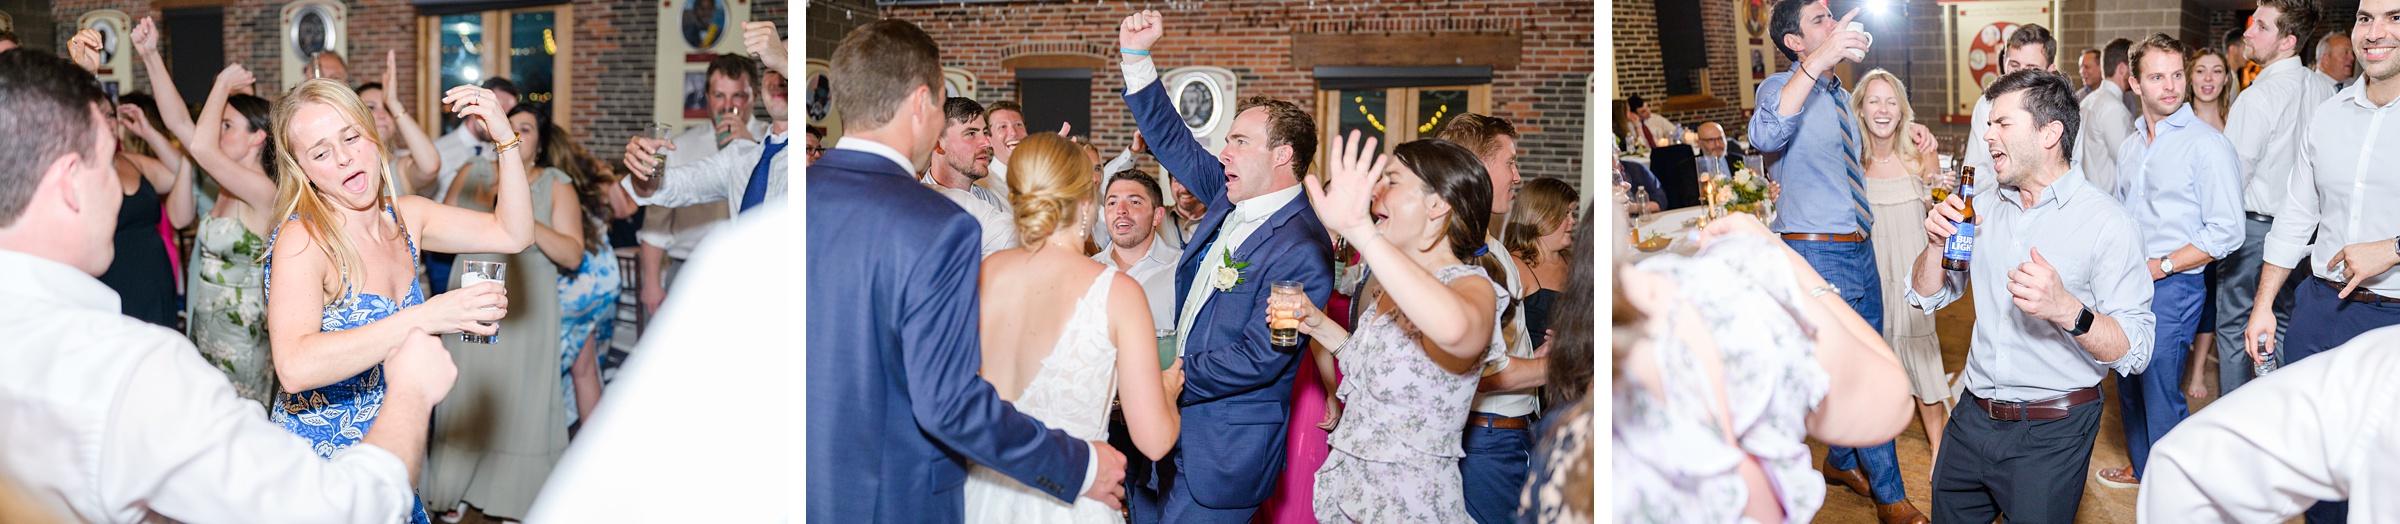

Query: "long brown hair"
<box><xmin>2187</xmin><ymin>47</ymin><xmax>2239</xmax><ymax>123</ymax></box>
<box><xmin>1504</xmin><ymin>177</ymin><xmax>1579</xmax><ymax>268</ymax></box>
<box><xmin>269</xmin><ymin>79</ymin><xmax>407</xmax><ymax>306</ymax></box>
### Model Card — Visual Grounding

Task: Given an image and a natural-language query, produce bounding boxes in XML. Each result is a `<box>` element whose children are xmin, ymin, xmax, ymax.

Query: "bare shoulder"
<box><xmin>270</xmin><ymin>215</ymin><xmax>321</xmax><ymax>259</ymax></box>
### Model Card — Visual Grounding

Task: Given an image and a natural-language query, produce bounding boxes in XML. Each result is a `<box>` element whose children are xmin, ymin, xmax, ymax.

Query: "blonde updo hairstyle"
<box><xmin>270</xmin><ymin>79</ymin><xmax>407</xmax><ymax>305</ymax></box>
<box><xmin>1005</xmin><ymin>133</ymin><xmax>1094</xmax><ymax>250</ymax></box>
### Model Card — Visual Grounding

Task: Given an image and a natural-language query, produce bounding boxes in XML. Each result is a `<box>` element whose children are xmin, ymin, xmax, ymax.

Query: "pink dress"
<box><xmin>1254</xmin><ymin>274</ymin><xmax>1354</xmax><ymax>523</ymax></box>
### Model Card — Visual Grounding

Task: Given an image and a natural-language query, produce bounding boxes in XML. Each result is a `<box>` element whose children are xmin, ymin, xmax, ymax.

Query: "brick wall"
<box><xmin>879</xmin><ymin>0</ymin><xmax>1595</xmax><ymax>183</ymax></box>
<box><xmin>51</xmin><ymin>0</ymin><xmax>164</xmax><ymax>90</ymax></box>
<box><xmin>50</xmin><ymin>0</ymin><xmax>781</xmax><ymax>163</ymax></box>
<box><xmin>3</xmin><ymin>0</ymin><xmax>61</xmax><ymax>56</ymax></box>
<box><xmin>807</xmin><ymin>0</ymin><xmax>877</xmax><ymax>61</ymax></box>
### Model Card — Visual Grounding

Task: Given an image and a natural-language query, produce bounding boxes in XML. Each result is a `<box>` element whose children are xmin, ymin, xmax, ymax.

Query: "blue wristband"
<box><xmin>1120</xmin><ymin>48</ymin><xmax>1151</xmax><ymax>56</ymax></box>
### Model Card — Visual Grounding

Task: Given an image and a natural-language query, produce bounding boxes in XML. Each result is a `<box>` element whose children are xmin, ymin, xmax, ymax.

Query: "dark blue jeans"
<box><xmin>2280</xmin><ymin>276</ymin><xmax>2400</xmax><ymax>523</ymax></box>
<box><xmin>1460</xmin><ymin>416</ymin><xmax>1532</xmax><ymax>524</ymax></box>
<box><xmin>1789</xmin><ymin>239</ymin><xmax>1905</xmax><ymax>504</ymax></box>
<box><xmin>2121</xmin><ymin>272</ymin><xmax>2200</xmax><ymax>477</ymax></box>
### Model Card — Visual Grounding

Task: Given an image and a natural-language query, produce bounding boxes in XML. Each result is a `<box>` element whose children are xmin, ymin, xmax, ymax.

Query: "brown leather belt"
<box><xmin>1780</xmin><ymin>232</ymin><xmax>1868</xmax><ymax>243</ymax></box>
<box><xmin>2321</xmin><ymin>277</ymin><xmax>2400</xmax><ymax>303</ymax></box>
<box><xmin>1467</xmin><ymin>413</ymin><xmax>1531</xmax><ymax>430</ymax></box>
<box><xmin>1974</xmin><ymin>387</ymin><xmax>2102</xmax><ymax>421</ymax></box>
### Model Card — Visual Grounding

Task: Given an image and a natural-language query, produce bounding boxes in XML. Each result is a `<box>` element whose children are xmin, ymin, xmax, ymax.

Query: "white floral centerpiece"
<box><xmin>1703</xmin><ymin>168</ymin><xmax>1776</xmax><ymax>220</ymax></box>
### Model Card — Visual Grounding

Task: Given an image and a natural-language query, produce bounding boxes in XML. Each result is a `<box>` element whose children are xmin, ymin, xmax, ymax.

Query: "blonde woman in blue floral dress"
<box><xmin>1286</xmin><ymin>134</ymin><xmax>1505</xmax><ymax>523</ymax></box>
<box><xmin>262</xmin><ymin>80</ymin><xmax>531</xmax><ymax>524</ymax></box>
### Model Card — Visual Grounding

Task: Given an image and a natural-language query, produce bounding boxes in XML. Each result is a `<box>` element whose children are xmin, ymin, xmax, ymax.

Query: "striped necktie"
<box><xmin>1827</xmin><ymin>84</ymin><xmax>1875</xmax><ymax>236</ymax></box>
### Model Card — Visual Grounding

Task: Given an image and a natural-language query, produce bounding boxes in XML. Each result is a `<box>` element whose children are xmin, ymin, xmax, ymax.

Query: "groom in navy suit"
<box><xmin>807</xmin><ymin>20</ymin><xmax>1128</xmax><ymax>521</ymax></box>
<box><xmin>1116</xmin><ymin>11</ymin><xmax>1336</xmax><ymax>523</ymax></box>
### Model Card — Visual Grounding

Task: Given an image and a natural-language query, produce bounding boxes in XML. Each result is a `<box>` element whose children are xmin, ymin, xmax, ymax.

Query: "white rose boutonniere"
<box><xmin>1214</xmin><ymin>250</ymin><xmax>1252</xmax><ymax>292</ymax></box>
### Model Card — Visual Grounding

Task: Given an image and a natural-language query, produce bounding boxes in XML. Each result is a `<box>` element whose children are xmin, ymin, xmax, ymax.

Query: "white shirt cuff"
<box><xmin>1123</xmin><ymin>59</ymin><xmax>1159</xmax><ymax>96</ymax></box>
<box><xmin>1079</xmin><ymin>442</ymin><xmax>1100</xmax><ymax>499</ymax></box>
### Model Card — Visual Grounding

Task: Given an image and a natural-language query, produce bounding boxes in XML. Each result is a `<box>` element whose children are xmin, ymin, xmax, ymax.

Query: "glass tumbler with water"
<box><xmin>1269</xmin><ymin>280</ymin><xmax>1305</xmax><ymax>347</ymax></box>
<box><xmin>458</xmin><ymin>260</ymin><xmax>508</xmax><ymax>344</ymax></box>
<box><xmin>647</xmin><ymin>123</ymin><xmax>677</xmax><ymax>174</ymax></box>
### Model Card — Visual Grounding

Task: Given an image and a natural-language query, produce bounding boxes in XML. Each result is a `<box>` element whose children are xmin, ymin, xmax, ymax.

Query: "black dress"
<box><xmin>97</xmin><ymin>175</ymin><xmax>179</xmax><ymax>328</ymax></box>
<box><xmin>1523</xmin><ymin>288</ymin><xmax>1560</xmax><ymax>349</ymax></box>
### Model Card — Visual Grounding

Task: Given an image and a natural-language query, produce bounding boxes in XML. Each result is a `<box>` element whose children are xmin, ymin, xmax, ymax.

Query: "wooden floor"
<box><xmin>1809</xmin><ymin>288</ymin><xmax>2303</xmax><ymax>523</ymax></box>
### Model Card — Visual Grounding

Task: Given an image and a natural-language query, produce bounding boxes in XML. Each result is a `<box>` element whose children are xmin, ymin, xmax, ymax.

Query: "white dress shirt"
<box><xmin>1096</xmin><ymin>234</ymin><xmax>1185</xmax><ymax>336</ymax></box>
<box><xmin>2266</xmin><ymin>82</ymin><xmax>2400</xmax><ymax>296</ymax></box>
<box><xmin>1641</xmin><ymin>113</ymin><xmax>1679</xmax><ymax>147</ymax></box>
<box><xmin>524</xmin><ymin>204</ymin><xmax>792</xmax><ymax>522</ymax></box>
<box><xmin>2231</xmin><ymin>56</ymin><xmax>2339</xmax><ymax>217</ymax></box>
<box><xmin>620</xmin><ymin>129</ymin><xmax>791</xmax><ymax>222</ymax></box>
<box><xmin>634</xmin><ymin>121</ymin><xmax>766</xmax><ymax>260</ymax></box>
<box><xmin>2076</xmin><ymin>81</ymin><xmax>2137</xmax><ymax>194</ymax></box>
<box><xmin>937</xmin><ymin>186</ymin><xmax>1022</xmax><ymax>258</ymax></box>
<box><xmin>1965</xmin><ymin>97</ymin><xmax>1995</xmax><ymax>181</ymax></box>
<box><xmin>1471</xmin><ymin>237</ymin><xmax>1541</xmax><ymax>417</ymax></box>
<box><xmin>981</xmin><ymin>157</ymin><xmax>1012</xmax><ymax>201</ymax></box>
<box><xmin>1104</xmin><ymin>147</ymin><xmax>1140</xmax><ymax>178</ymax></box>
<box><xmin>1173</xmin><ymin>184</ymin><xmax>1305</xmax><ymax>357</ymax></box>
<box><xmin>433</xmin><ymin>127</ymin><xmax>493</xmax><ymax>203</ymax></box>
<box><xmin>2137</xmin><ymin>325</ymin><xmax>2400</xmax><ymax>522</ymax></box>
<box><xmin>0</xmin><ymin>249</ymin><xmax>416</xmax><ymax>523</ymax></box>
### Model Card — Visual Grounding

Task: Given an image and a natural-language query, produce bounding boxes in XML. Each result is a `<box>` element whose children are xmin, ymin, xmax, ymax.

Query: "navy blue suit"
<box><xmin>1123</xmin><ymin>80</ymin><xmax>1336</xmax><ymax>523</ymax></box>
<box><xmin>806</xmin><ymin>147</ymin><xmax>1092</xmax><ymax>522</ymax></box>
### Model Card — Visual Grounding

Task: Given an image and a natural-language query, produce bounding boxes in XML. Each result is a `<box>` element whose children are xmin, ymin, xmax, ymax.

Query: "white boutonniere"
<box><xmin>1214</xmin><ymin>250</ymin><xmax>1251</xmax><ymax>292</ymax></box>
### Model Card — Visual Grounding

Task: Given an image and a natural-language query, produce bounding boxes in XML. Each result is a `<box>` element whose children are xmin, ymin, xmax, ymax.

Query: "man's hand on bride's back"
<box><xmin>1083</xmin><ymin>442</ymin><xmax>1128</xmax><ymax>510</ymax></box>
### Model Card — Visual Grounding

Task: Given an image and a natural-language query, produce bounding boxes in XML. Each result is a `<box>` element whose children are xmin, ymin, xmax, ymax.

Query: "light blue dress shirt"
<box><xmin>1749</xmin><ymin>65</ymin><xmax>1873</xmax><ymax>236</ymax></box>
<box><xmin>1906</xmin><ymin>166</ymin><xmax>2158</xmax><ymax>402</ymax></box>
<box><xmin>2115</xmin><ymin>104</ymin><xmax>2246</xmax><ymax>267</ymax></box>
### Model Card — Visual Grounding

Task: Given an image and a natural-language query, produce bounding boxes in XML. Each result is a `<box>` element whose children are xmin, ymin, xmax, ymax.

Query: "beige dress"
<box><xmin>422</xmin><ymin>163</ymin><xmax>569</xmax><ymax>519</ymax></box>
<box><xmin>1864</xmin><ymin>173</ymin><xmax>1948</xmax><ymax>402</ymax></box>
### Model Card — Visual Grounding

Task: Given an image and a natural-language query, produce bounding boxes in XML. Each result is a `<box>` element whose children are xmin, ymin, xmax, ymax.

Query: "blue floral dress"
<box><xmin>556</xmin><ymin>245</ymin><xmax>620</xmax><ymax>427</ymax></box>
<box><xmin>264</xmin><ymin>206</ymin><xmax>435</xmax><ymax>524</ymax></box>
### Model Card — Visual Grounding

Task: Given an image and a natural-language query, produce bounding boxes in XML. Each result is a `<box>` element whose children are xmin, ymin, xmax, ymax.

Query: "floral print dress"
<box><xmin>1614</xmin><ymin>235</ymin><xmax>1830</xmax><ymax>523</ymax></box>
<box><xmin>1313</xmin><ymin>264</ymin><xmax>1506</xmax><ymax>523</ymax></box>
<box><xmin>264</xmin><ymin>206</ymin><xmax>436</xmax><ymax>524</ymax></box>
<box><xmin>189</xmin><ymin>214</ymin><xmax>275</xmax><ymax>411</ymax></box>
<box><xmin>556</xmin><ymin>244</ymin><xmax>620</xmax><ymax>428</ymax></box>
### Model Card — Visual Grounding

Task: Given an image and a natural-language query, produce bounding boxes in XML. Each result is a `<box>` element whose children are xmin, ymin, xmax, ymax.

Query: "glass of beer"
<box><xmin>457</xmin><ymin>260</ymin><xmax>508</xmax><ymax>344</ymax></box>
<box><xmin>1269</xmin><ymin>280</ymin><xmax>1305</xmax><ymax>347</ymax></box>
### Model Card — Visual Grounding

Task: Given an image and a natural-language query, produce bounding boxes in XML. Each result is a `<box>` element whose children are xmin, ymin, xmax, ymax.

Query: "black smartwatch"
<box><xmin>2064</xmin><ymin>307</ymin><xmax>2096</xmax><ymax>337</ymax></box>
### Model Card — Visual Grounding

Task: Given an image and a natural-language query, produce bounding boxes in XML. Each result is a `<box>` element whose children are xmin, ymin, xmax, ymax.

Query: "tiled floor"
<box><xmin>1810</xmin><ymin>288</ymin><xmax>2302</xmax><ymax>523</ymax></box>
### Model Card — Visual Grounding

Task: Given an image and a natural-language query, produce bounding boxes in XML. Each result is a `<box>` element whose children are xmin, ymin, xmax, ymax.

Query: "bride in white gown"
<box><xmin>964</xmin><ymin>133</ymin><xmax>1184</xmax><ymax>523</ymax></box>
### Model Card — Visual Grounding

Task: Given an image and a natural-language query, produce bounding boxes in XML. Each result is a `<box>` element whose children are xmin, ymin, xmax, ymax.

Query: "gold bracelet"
<box><xmin>493</xmin><ymin>135</ymin><xmax>523</xmax><ymax>154</ymax></box>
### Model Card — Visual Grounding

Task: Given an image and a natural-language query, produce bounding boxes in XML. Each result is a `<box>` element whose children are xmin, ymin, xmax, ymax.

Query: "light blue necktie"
<box><xmin>1826</xmin><ymin>82</ymin><xmax>1875</xmax><ymax>236</ymax></box>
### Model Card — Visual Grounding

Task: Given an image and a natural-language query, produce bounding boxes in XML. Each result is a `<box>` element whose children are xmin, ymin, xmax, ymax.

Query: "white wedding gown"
<box><xmin>964</xmin><ymin>268</ymin><xmax>1126</xmax><ymax>524</ymax></box>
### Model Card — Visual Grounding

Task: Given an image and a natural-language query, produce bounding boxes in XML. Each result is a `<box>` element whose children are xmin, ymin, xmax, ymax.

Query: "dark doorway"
<box><xmin>162</xmin><ymin>7</ymin><xmax>225</xmax><ymax>104</ymax></box>
<box><xmin>1017</xmin><ymin>68</ymin><xmax>1092</xmax><ymax>140</ymax></box>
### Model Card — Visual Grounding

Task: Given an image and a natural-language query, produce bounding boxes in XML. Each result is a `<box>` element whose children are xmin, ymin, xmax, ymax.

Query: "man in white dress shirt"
<box><xmin>1093</xmin><ymin>169</ymin><xmax>1183</xmax><ymax>333</ymax></box>
<box><xmin>2077</xmin><ymin>38</ymin><xmax>2136</xmax><ymax>194</ymax></box>
<box><xmin>928</xmin><ymin>96</ymin><xmax>1020</xmax><ymax>257</ymax></box>
<box><xmin>2138</xmin><ymin>325</ymin><xmax>2400</xmax><ymax>523</ymax></box>
<box><xmin>984</xmin><ymin>100</ymin><xmax>1031</xmax><ymax>195</ymax></box>
<box><xmin>0</xmin><ymin>48</ymin><xmax>445</xmax><ymax>523</ymax></box>
<box><xmin>2219</xmin><ymin>0</ymin><xmax>2337</xmax><ymax>400</ymax></box>
<box><xmin>432</xmin><ymin>77</ymin><xmax>519</xmax><ymax>202</ymax></box>
<box><xmin>2245</xmin><ymin>4</ymin><xmax>2400</xmax><ymax>520</ymax></box>
<box><xmin>1963</xmin><ymin>24</ymin><xmax>2058</xmax><ymax>183</ymax></box>
<box><xmin>621</xmin><ymin>22</ymin><xmax>793</xmax><ymax>221</ymax></box>
<box><xmin>2319</xmin><ymin>32</ymin><xmax>2357</xmax><ymax>91</ymax></box>
<box><xmin>635</xmin><ymin>54</ymin><xmax>765</xmax><ymax>316</ymax></box>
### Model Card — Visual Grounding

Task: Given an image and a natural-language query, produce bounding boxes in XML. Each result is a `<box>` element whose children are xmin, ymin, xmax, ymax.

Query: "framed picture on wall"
<box><xmin>85</xmin><ymin>16</ymin><xmax>123</xmax><ymax>66</ymax></box>
<box><xmin>1941</xmin><ymin>0</ymin><xmax>2058</xmax><ymax>121</ymax></box>
<box><xmin>681</xmin><ymin>0</ymin><xmax>730</xmax><ymax>51</ymax></box>
<box><xmin>684</xmin><ymin>70</ymin><xmax>711</xmax><ymax>119</ymax></box>
<box><xmin>289</xmin><ymin>4</ymin><xmax>336</xmax><ymax>63</ymax></box>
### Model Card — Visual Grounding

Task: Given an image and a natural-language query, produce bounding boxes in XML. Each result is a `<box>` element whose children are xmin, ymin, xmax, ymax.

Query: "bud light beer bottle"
<box><xmin>1942</xmin><ymin>167</ymin><xmax>1976</xmax><ymax>271</ymax></box>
